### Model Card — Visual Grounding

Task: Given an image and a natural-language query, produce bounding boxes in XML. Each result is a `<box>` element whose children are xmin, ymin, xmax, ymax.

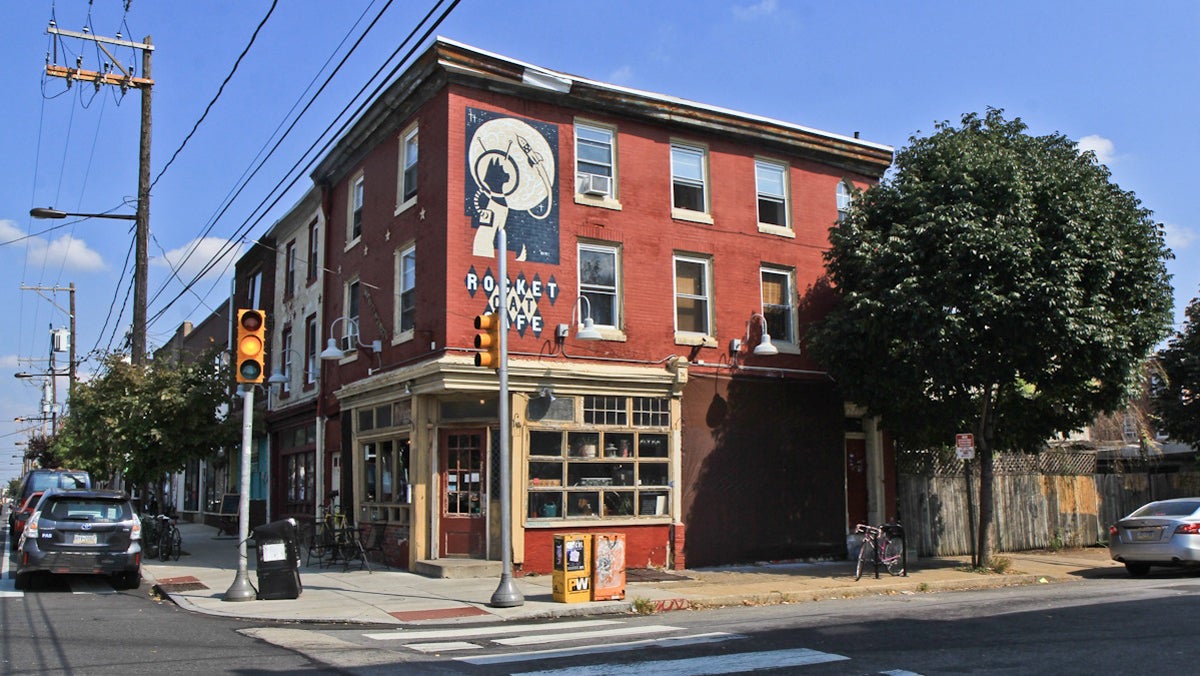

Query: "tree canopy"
<box><xmin>53</xmin><ymin>350</ymin><xmax>239</xmax><ymax>488</ymax></box>
<box><xmin>809</xmin><ymin>109</ymin><xmax>1174</xmax><ymax>564</ymax></box>
<box><xmin>1154</xmin><ymin>297</ymin><xmax>1200</xmax><ymax>448</ymax></box>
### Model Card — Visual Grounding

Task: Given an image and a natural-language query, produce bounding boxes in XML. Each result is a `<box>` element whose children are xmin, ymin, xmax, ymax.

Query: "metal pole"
<box><xmin>490</xmin><ymin>226</ymin><xmax>523</xmax><ymax>607</ymax></box>
<box><xmin>224</xmin><ymin>386</ymin><xmax>256</xmax><ymax>601</ymax></box>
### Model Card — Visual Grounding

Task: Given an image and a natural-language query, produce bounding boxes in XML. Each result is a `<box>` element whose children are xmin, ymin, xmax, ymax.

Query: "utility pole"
<box><xmin>20</xmin><ymin>284</ymin><xmax>77</xmax><ymax>410</ymax></box>
<box><xmin>44</xmin><ymin>25</ymin><xmax>153</xmax><ymax>364</ymax></box>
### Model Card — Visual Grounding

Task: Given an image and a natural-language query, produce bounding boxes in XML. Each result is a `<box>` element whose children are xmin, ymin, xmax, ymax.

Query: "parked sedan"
<box><xmin>14</xmin><ymin>489</ymin><xmax>142</xmax><ymax>590</ymax></box>
<box><xmin>1109</xmin><ymin>498</ymin><xmax>1200</xmax><ymax>576</ymax></box>
<box><xmin>9</xmin><ymin>491</ymin><xmax>45</xmax><ymax>546</ymax></box>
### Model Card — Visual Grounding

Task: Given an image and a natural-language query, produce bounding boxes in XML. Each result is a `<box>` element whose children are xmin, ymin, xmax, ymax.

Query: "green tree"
<box><xmin>25</xmin><ymin>432</ymin><xmax>62</xmax><ymax>469</ymax></box>
<box><xmin>53</xmin><ymin>349</ymin><xmax>239</xmax><ymax>489</ymax></box>
<box><xmin>1154</xmin><ymin>297</ymin><xmax>1200</xmax><ymax>448</ymax></box>
<box><xmin>809</xmin><ymin>109</ymin><xmax>1173</xmax><ymax>567</ymax></box>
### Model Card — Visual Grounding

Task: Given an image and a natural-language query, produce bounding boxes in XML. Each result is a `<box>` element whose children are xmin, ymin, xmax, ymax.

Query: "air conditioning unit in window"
<box><xmin>579</xmin><ymin>173</ymin><xmax>611</xmax><ymax>197</ymax></box>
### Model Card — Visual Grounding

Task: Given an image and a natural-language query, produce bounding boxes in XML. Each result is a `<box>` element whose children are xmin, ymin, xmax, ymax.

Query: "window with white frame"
<box><xmin>398</xmin><ymin>126</ymin><xmax>418</xmax><ymax>206</ymax></box>
<box><xmin>761</xmin><ymin>266</ymin><xmax>795</xmax><ymax>344</ymax></box>
<box><xmin>836</xmin><ymin>180</ymin><xmax>853</xmax><ymax>222</ymax></box>
<box><xmin>575</xmin><ymin>122</ymin><xmax>615</xmax><ymax>198</ymax></box>
<box><xmin>674</xmin><ymin>254</ymin><xmax>712</xmax><ymax>335</ymax></box>
<box><xmin>395</xmin><ymin>243</ymin><xmax>416</xmax><ymax>335</ymax></box>
<box><xmin>304</xmin><ymin>315</ymin><xmax>317</xmax><ymax>386</ymax></box>
<box><xmin>349</xmin><ymin>173</ymin><xmax>364</xmax><ymax>242</ymax></box>
<box><xmin>280</xmin><ymin>327</ymin><xmax>293</xmax><ymax>395</ymax></box>
<box><xmin>307</xmin><ymin>218</ymin><xmax>319</xmax><ymax>283</ymax></box>
<box><xmin>578</xmin><ymin>243</ymin><xmax>619</xmax><ymax>328</ymax></box>
<box><xmin>756</xmin><ymin>159</ymin><xmax>789</xmax><ymax>228</ymax></box>
<box><xmin>671</xmin><ymin>143</ymin><xmax>707</xmax><ymax>214</ymax></box>
<box><xmin>284</xmin><ymin>240</ymin><xmax>297</xmax><ymax>297</ymax></box>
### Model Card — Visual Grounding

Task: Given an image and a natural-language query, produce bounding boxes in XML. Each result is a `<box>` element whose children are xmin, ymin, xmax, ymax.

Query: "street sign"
<box><xmin>956</xmin><ymin>433</ymin><xmax>975</xmax><ymax>460</ymax></box>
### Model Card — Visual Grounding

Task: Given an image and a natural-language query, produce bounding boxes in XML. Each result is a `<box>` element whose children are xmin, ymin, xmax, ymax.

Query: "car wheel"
<box><xmin>1125</xmin><ymin>562</ymin><xmax>1151</xmax><ymax>577</ymax></box>
<box><xmin>114</xmin><ymin>570</ymin><xmax>141</xmax><ymax>590</ymax></box>
<box><xmin>13</xmin><ymin>572</ymin><xmax>32</xmax><ymax>591</ymax></box>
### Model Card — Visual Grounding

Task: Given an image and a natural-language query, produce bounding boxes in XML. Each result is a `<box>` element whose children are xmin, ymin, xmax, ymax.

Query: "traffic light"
<box><xmin>473</xmin><ymin>313</ymin><xmax>501</xmax><ymax>369</ymax></box>
<box><xmin>235</xmin><ymin>309</ymin><xmax>266</xmax><ymax>383</ymax></box>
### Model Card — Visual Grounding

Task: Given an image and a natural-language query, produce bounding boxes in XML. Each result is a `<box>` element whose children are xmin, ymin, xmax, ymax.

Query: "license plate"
<box><xmin>73</xmin><ymin>533</ymin><xmax>98</xmax><ymax>545</ymax></box>
<box><xmin>1133</xmin><ymin>529</ymin><xmax>1158</xmax><ymax>541</ymax></box>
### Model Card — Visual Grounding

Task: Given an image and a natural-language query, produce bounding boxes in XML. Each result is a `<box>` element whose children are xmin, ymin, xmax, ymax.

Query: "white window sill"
<box><xmin>344</xmin><ymin>236</ymin><xmax>361</xmax><ymax>252</ymax></box>
<box><xmin>392</xmin><ymin>329</ymin><xmax>414</xmax><ymax>346</ymax></box>
<box><xmin>757</xmin><ymin>223</ymin><xmax>795</xmax><ymax>238</ymax></box>
<box><xmin>674</xmin><ymin>332</ymin><xmax>717</xmax><ymax>348</ymax></box>
<box><xmin>394</xmin><ymin>197</ymin><xmax>417</xmax><ymax>217</ymax></box>
<box><xmin>574</xmin><ymin>193</ymin><xmax>623</xmax><ymax>211</ymax></box>
<box><xmin>671</xmin><ymin>208</ymin><xmax>713</xmax><ymax>225</ymax></box>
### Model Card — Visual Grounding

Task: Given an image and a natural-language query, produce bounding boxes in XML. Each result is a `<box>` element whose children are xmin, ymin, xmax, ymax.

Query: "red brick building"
<box><xmin>271</xmin><ymin>39</ymin><xmax>894</xmax><ymax>573</ymax></box>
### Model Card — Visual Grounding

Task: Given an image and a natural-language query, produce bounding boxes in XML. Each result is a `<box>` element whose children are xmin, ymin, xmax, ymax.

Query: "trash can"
<box><xmin>551</xmin><ymin>533</ymin><xmax>592</xmax><ymax>603</ymax></box>
<box><xmin>253</xmin><ymin>518</ymin><xmax>302</xmax><ymax>600</ymax></box>
<box><xmin>592</xmin><ymin>532</ymin><xmax>626</xmax><ymax>600</ymax></box>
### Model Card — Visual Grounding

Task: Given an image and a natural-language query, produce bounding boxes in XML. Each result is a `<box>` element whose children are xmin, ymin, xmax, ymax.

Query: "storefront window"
<box><xmin>360</xmin><ymin>437</ymin><xmax>410</xmax><ymax>523</ymax></box>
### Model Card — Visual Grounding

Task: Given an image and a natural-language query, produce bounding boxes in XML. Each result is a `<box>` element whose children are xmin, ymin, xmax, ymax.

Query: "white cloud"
<box><xmin>607</xmin><ymin>65</ymin><xmax>634</xmax><ymax>86</ymax></box>
<box><xmin>0</xmin><ymin>354</ymin><xmax>19</xmax><ymax>368</ymax></box>
<box><xmin>732</xmin><ymin>0</ymin><xmax>778</xmax><ymax>20</ymax></box>
<box><xmin>153</xmin><ymin>237</ymin><xmax>243</xmax><ymax>283</ymax></box>
<box><xmin>2</xmin><ymin>219</ymin><xmax>107</xmax><ymax>272</ymax></box>
<box><xmin>1078</xmin><ymin>134</ymin><xmax>1116</xmax><ymax>164</ymax></box>
<box><xmin>1164</xmin><ymin>222</ymin><xmax>1197</xmax><ymax>252</ymax></box>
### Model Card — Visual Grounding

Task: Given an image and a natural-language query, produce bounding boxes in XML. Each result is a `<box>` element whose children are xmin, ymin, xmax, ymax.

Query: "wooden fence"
<box><xmin>898</xmin><ymin>450</ymin><xmax>1200</xmax><ymax>557</ymax></box>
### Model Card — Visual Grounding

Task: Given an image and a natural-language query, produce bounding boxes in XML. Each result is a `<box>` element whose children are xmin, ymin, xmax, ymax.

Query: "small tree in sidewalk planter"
<box><xmin>810</xmin><ymin>109</ymin><xmax>1174</xmax><ymax>569</ymax></box>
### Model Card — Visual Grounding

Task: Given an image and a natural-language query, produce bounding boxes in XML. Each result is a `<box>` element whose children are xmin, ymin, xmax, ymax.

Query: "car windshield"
<box><xmin>43</xmin><ymin>499</ymin><xmax>131</xmax><ymax>523</ymax></box>
<box><xmin>1130</xmin><ymin>501</ymin><xmax>1200</xmax><ymax>518</ymax></box>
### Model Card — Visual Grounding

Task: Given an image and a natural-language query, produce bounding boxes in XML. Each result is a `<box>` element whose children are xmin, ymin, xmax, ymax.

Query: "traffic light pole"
<box><xmin>223</xmin><ymin>385</ymin><xmax>256</xmax><ymax>601</ymax></box>
<box><xmin>490</xmin><ymin>226</ymin><xmax>523</xmax><ymax>608</ymax></box>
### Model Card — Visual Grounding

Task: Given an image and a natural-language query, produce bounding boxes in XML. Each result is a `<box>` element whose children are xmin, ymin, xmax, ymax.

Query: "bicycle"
<box><xmin>854</xmin><ymin>522</ymin><xmax>906</xmax><ymax>581</ymax></box>
<box><xmin>305</xmin><ymin>496</ymin><xmax>365</xmax><ymax>569</ymax></box>
<box><xmin>140</xmin><ymin>514</ymin><xmax>161</xmax><ymax>559</ymax></box>
<box><xmin>156</xmin><ymin>513</ymin><xmax>182</xmax><ymax>562</ymax></box>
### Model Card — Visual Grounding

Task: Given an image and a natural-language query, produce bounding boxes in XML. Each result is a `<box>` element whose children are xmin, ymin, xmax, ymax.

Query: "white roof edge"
<box><xmin>435</xmin><ymin>36</ymin><xmax>893</xmax><ymax>154</ymax></box>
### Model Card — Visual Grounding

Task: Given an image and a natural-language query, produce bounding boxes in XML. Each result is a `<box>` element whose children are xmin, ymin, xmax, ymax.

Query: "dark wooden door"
<box><xmin>439</xmin><ymin>430</ymin><xmax>486</xmax><ymax>557</ymax></box>
<box><xmin>845</xmin><ymin>438</ymin><xmax>869</xmax><ymax>531</ymax></box>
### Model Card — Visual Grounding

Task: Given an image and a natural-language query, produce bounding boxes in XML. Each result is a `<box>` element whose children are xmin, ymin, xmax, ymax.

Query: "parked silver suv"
<box><xmin>14</xmin><ymin>489</ymin><xmax>142</xmax><ymax>590</ymax></box>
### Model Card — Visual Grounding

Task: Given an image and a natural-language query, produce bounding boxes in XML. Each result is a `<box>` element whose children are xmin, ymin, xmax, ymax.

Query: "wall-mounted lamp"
<box><xmin>319</xmin><ymin>317</ymin><xmax>383</xmax><ymax>361</ymax></box>
<box><xmin>730</xmin><ymin>312</ymin><xmax>779</xmax><ymax>365</ymax></box>
<box><xmin>267</xmin><ymin>348</ymin><xmax>308</xmax><ymax>390</ymax></box>
<box><xmin>538</xmin><ymin>386</ymin><xmax>555</xmax><ymax>403</ymax></box>
<box><xmin>556</xmin><ymin>295</ymin><xmax>603</xmax><ymax>344</ymax></box>
<box><xmin>403</xmin><ymin>381</ymin><xmax>413</xmax><ymax>395</ymax></box>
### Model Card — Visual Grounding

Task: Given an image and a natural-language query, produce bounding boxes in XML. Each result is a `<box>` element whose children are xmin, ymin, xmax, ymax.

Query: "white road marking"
<box><xmin>363</xmin><ymin>618</ymin><xmax>620</xmax><ymax>641</ymax></box>
<box><xmin>494</xmin><ymin>624</ymin><xmax>683</xmax><ymax>646</ymax></box>
<box><xmin>510</xmin><ymin>647</ymin><xmax>849</xmax><ymax>675</ymax></box>
<box><xmin>458</xmin><ymin>633</ymin><xmax>741</xmax><ymax>666</ymax></box>
<box><xmin>405</xmin><ymin>641</ymin><xmax>480</xmax><ymax>653</ymax></box>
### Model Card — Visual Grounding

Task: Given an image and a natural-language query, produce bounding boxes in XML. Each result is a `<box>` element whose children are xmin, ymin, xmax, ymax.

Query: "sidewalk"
<box><xmin>143</xmin><ymin>521</ymin><xmax>1126</xmax><ymax>626</ymax></box>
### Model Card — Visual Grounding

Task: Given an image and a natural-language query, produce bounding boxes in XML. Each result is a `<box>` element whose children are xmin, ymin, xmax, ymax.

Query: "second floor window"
<box><xmin>575</xmin><ymin>122</ymin><xmax>615</xmax><ymax>198</ymax></box>
<box><xmin>674</xmin><ymin>255</ymin><xmax>712</xmax><ymax>335</ymax></box>
<box><xmin>349</xmin><ymin>174</ymin><xmax>364</xmax><ymax>242</ymax></box>
<box><xmin>280</xmin><ymin>328</ymin><xmax>293</xmax><ymax>394</ymax></box>
<box><xmin>396</xmin><ymin>244</ymin><xmax>416</xmax><ymax>334</ymax></box>
<box><xmin>304</xmin><ymin>316</ymin><xmax>317</xmax><ymax>386</ymax></box>
<box><xmin>671</xmin><ymin>143</ymin><xmax>707</xmax><ymax>214</ymax></box>
<box><xmin>761</xmin><ymin>267</ymin><xmax>795</xmax><ymax>344</ymax></box>
<box><xmin>307</xmin><ymin>218</ymin><xmax>319</xmax><ymax>283</ymax></box>
<box><xmin>756</xmin><ymin>159</ymin><xmax>789</xmax><ymax>228</ymax></box>
<box><xmin>579</xmin><ymin>243</ymin><xmax>619</xmax><ymax>328</ymax></box>
<box><xmin>346</xmin><ymin>279</ymin><xmax>361</xmax><ymax>350</ymax></box>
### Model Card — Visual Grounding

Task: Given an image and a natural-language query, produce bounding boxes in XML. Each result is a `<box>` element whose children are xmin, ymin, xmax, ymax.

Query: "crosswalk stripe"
<box><xmin>495</xmin><ymin>624</ymin><xmax>683</xmax><ymax>646</ymax></box>
<box><xmin>405</xmin><ymin>641</ymin><xmax>480</xmax><ymax>653</ymax></box>
<box><xmin>509</xmin><ymin>647</ymin><xmax>849</xmax><ymax>675</ymax></box>
<box><xmin>364</xmin><ymin>619</ymin><xmax>620</xmax><ymax>642</ymax></box>
<box><xmin>458</xmin><ymin>633</ymin><xmax>741</xmax><ymax>666</ymax></box>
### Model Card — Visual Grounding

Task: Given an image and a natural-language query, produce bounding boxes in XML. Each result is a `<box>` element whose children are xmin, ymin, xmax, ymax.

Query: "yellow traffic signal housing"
<box><xmin>473</xmin><ymin>313</ymin><xmax>502</xmax><ymax>369</ymax></box>
<box><xmin>235</xmin><ymin>309</ymin><xmax>267</xmax><ymax>383</ymax></box>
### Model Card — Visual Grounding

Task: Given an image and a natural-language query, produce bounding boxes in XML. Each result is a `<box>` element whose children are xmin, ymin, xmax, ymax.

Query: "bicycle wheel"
<box><xmin>855</xmin><ymin>536</ymin><xmax>873</xmax><ymax>581</ymax></box>
<box><xmin>142</xmin><ymin>526</ymin><xmax>159</xmax><ymax>559</ymax></box>
<box><xmin>159</xmin><ymin>528</ymin><xmax>172</xmax><ymax>561</ymax></box>
<box><xmin>169</xmin><ymin>527</ymin><xmax>182</xmax><ymax>561</ymax></box>
<box><xmin>882</xmin><ymin>536</ymin><xmax>904</xmax><ymax>576</ymax></box>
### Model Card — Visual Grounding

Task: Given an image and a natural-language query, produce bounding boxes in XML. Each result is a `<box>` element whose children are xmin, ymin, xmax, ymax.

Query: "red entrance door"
<box><xmin>845</xmin><ymin>438</ymin><xmax>869</xmax><ymax>530</ymax></box>
<box><xmin>440</xmin><ymin>430</ymin><xmax>486</xmax><ymax>557</ymax></box>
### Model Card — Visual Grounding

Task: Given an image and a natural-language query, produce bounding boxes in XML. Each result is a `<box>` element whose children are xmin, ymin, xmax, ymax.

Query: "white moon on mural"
<box><xmin>468</xmin><ymin>117</ymin><xmax>555</xmax><ymax>214</ymax></box>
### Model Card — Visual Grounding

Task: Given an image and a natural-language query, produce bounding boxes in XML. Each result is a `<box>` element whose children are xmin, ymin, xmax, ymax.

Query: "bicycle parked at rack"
<box><xmin>854</xmin><ymin>522</ymin><xmax>906</xmax><ymax>581</ymax></box>
<box><xmin>156</xmin><ymin>513</ymin><xmax>182</xmax><ymax>561</ymax></box>
<box><xmin>304</xmin><ymin>497</ymin><xmax>368</xmax><ymax>570</ymax></box>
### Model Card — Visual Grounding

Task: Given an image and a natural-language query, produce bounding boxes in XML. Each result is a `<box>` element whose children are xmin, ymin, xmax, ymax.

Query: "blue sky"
<box><xmin>2</xmin><ymin>0</ymin><xmax>1197</xmax><ymax>488</ymax></box>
